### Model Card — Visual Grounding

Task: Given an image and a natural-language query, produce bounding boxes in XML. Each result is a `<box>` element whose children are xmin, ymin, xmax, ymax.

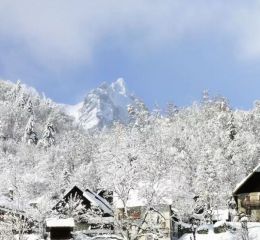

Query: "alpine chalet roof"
<box><xmin>233</xmin><ymin>164</ymin><xmax>260</xmax><ymax>195</ymax></box>
<box><xmin>46</xmin><ymin>218</ymin><xmax>75</xmax><ymax>228</ymax></box>
<box><xmin>59</xmin><ymin>185</ymin><xmax>113</xmax><ymax>215</ymax></box>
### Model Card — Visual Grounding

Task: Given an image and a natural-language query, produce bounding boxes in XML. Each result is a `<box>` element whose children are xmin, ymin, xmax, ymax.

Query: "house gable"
<box><xmin>54</xmin><ymin>186</ymin><xmax>113</xmax><ymax>216</ymax></box>
<box><xmin>54</xmin><ymin>186</ymin><xmax>91</xmax><ymax>212</ymax></box>
<box><xmin>233</xmin><ymin>164</ymin><xmax>260</xmax><ymax>195</ymax></box>
<box><xmin>52</xmin><ymin>186</ymin><xmax>114</xmax><ymax>234</ymax></box>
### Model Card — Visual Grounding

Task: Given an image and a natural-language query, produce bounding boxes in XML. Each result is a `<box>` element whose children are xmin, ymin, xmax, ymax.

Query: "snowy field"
<box><xmin>180</xmin><ymin>222</ymin><xmax>260</xmax><ymax>240</ymax></box>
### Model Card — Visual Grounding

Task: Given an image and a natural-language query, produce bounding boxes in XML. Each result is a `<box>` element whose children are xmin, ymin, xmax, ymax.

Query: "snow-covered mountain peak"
<box><xmin>64</xmin><ymin>79</ymin><xmax>138</xmax><ymax>130</ymax></box>
<box><xmin>111</xmin><ymin>78</ymin><xmax>127</xmax><ymax>95</ymax></box>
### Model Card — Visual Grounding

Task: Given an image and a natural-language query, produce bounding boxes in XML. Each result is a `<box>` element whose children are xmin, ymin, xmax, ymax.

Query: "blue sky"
<box><xmin>1</xmin><ymin>1</ymin><xmax>260</xmax><ymax>109</ymax></box>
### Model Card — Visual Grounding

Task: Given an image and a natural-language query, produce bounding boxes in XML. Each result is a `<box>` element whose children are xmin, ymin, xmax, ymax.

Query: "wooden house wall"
<box><xmin>234</xmin><ymin>171</ymin><xmax>260</xmax><ymax>222</ymax></box>
<box><xmin>237</xmin><ymin>193</ymin><xmax>260</xmax><ymax>221</ymax></box>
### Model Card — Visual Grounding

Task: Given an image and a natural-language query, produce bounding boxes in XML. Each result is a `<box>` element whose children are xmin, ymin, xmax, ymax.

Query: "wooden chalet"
<box><xmin>52</xmin><ymin>186</ymin><xmax>114</xmax><ymax>235</ymax></box>
<box><xmin>233</xmin><ymin>164</ymin><xmax>260</xmax><ymax>221</ymax></box>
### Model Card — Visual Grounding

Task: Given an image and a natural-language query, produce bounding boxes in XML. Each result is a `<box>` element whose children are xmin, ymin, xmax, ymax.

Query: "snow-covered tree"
<box><xmin>23</xmin><ymin>116</ymin><xmax>38</xmax><ymax>145</ymax></box>
<box><xmin>40</xmin><ymin>121</ymin><xmax>55</xmax><ymax>147</ymax></box>
<box><xmin>26</xmin><ymin>98</ymin><xmax>33</xmax><ymax>114</ymax></box>
<box><xmin>1</xmin><ymin>79</ymin><xmax>260</xmax><ymax>237</ymax></box>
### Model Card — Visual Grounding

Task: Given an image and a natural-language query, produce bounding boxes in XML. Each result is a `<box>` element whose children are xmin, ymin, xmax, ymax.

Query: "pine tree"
<box><xmin>26</xmin><ymin>98</ymin><xmax>33</xmax><ymax>114</ymax></box>
<box><xmin>62</xmin><ymin>164</ymin><xmax>72</xmax><ymax>192</ymax></box>
<box><xmin>18</xmin><ymin>94</ymin><xmax>27</xmax><ymax>108</ymax></box>
<box><xmin>10</xmin><ymin>80</ymin><xmax>21</xmax><ymax>101</ymax></box>
<box><xmin>202</xmin><ymin>89</ymin><xmax>209</xmax><ymax>103</ymax></box>
<box><xmin>41</xmin><ymin>121</ymin><xmax>55</xmax><ymax>147</ymax></box>
<box><xmin>166</xmin><ymin>102</ymin><xmax>178</xmax><ymax>120</ymax></box>
<box><xmin>128</xmin><ymin>99</ymin><xmax>149</xmax><ymax>129</ymax></box>
<box><xmin>23</xmin><ymin>116</ymin><xmax>38</xmax><ymax>145</ymax></box>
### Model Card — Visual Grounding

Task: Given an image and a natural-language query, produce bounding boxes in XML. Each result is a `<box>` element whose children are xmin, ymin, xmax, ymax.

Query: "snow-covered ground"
<box><xmin>16</xmin><ymin>223</ymin><xmax>260</xmax><ymax>240</ymax></box>
<box><xmin>180</xmin><ymin>222</ymin><xmax>260</xmax><ymax>240</ymax></box>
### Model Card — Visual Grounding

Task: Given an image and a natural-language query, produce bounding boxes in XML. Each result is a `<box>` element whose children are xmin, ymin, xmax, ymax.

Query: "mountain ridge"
<box><xmin>63</xmin><ymin>78</ymin><xmax>139</xmax><ymax>130</ymax></box>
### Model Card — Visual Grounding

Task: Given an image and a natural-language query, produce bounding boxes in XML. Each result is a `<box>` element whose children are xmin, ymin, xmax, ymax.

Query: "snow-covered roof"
<box><xmin>114</xmin><ymin>181</ymin><xmax>172</xmax><ymax>208</ymax></box>
<box><xmin>86</xmin><ymin>216</ymin><xmax>114</xmax><ymax>224</ymax></box>
<box><xmin>46</xmin><ymin>218</ymin><xmax>75</xmax><ymax>228</ymax></box>
<box><xmin>233</xmin><ymin>163</ymin><xmax>260</xmax><ymax>194</ymax></box>
<box><xmin>0</xmin><ymin>195</ymin><xmax>25</xmax><ymax>213</ymax></box>
<box><xmin>113</xmin><ymin>189</ymin><xmax>147</xmax><ymax>208</ymax></box>
<box><xmin>29</xmin><ymin>195</ymin><xmax>45</xmax><ymax>205</ymax></box>
<box><xmin>60</xmin><ymin>186</ymin><xmax>113</xmax><ymax>215</ymax></box>
<box><xmin>83</xmin><ymin>189</ymin><xmax>113</xmax><ymax>215</ymax></box>
<box><xmin>0</xmin><ymin>195</ymin><xmax>14</xmax><ymax>209</ymax></box>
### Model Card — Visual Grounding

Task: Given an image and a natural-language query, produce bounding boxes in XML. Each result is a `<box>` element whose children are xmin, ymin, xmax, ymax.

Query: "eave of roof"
<box><xmin>233</xmin><ymin>163</ymin><xmax>260</xmax><ymax>195</ymax></box>
<box><xmin>46</xmin><ymin>218</ymin><xmax>75</xmax><ymax>228</ymax></box>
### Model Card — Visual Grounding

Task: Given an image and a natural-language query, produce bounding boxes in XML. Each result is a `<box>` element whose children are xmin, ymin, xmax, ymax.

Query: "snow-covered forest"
<box><xmin>0</xmin><ymin>79</ymin><xmax>259</xmax><ymax>222</ymax></box>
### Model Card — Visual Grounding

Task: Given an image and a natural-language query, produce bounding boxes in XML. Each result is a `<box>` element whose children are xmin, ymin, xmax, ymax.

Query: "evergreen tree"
<box><xmin>60</xmin><ymin>164</ymin><xmax>72</xmax><ymax>193</ymax></box>
<box><xmin>40</xmin><ymin>121</ymin><xmax>55</xmax><ymax>147</ymax></box>
<box><xmin>166</xmin><ymin>102</ymin><xmax>178</xmax><ymax>119</ymax></box>
<box><xmin>10</xmin><ymin>80</ymin><xmax>21</xmax><ymax>101</ymax></box>
<box><xmin>23</xmin><ymin>116</ymin><xmax>38</xmax><ymax>145</ymax></box>
<box><xmin>26</xmin><ymin>98</ymin><xmax>33</xmax><ymax>114</ymax></box>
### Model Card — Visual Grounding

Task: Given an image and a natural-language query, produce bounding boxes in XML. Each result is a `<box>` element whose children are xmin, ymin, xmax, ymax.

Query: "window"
<box><xmin>117</xmin><ymin>207</ymin><xmax>142</xmax><ymax>220</ymax></box>
<box><xmin>128</xmin><ymin>207</ymin><xmax>141</xmax><ymax>220</ymax></box>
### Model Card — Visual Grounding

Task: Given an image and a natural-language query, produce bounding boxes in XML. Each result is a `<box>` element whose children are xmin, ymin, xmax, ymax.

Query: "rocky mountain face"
<box><xmin>64</xmin><ymin>78</ymin><xmax>138</xmax><ymax>130</ymax></box>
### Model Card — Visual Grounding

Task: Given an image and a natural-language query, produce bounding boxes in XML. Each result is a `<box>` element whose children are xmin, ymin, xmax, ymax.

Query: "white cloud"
<box><xmin>0</xmin><ymin>0</ymin><xmax>260</xmax><ymax>70</ymax></box>
<box><xmin>227</xmin><ymin>2</ymin><xmax>260</xmax><ymax>60</ymax></box>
